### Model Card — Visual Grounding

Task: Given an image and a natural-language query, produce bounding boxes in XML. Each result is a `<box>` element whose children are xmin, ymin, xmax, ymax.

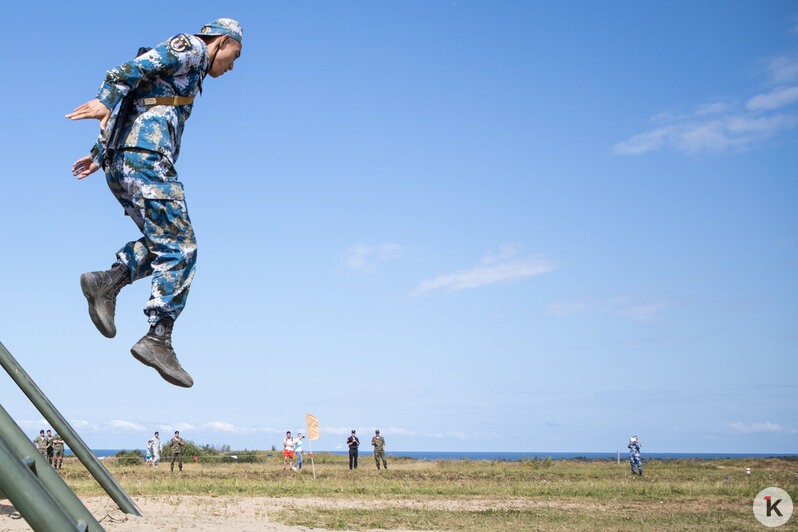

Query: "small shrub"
<box><xmin>115</xmin><ymin>449</ymin><xmax>144</xmax><ymax>466</ymax></box>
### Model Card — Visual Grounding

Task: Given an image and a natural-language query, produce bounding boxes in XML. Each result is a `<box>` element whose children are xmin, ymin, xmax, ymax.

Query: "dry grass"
<box><xmin>51</xmin><ymin>454</ymin><xmax>798</xmax><ymax>531</ymax></box>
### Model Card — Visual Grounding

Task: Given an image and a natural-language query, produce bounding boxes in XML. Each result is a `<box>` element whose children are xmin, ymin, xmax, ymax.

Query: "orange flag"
<box><xmin>306</xmin><ymin>414</ymin><xmax>320</xmax><ymax>440</ymax></box>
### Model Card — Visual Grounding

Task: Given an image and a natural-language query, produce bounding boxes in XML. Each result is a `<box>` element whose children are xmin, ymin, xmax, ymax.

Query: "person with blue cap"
<box><xmin>66</xmin><ymin>19</ymin><xmax>243</xmax><ymax>388</ymax></box>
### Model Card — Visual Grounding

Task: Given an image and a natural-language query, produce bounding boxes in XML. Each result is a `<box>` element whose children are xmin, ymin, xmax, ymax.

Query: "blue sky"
<box><xmin>1</xmin><ymin>1</ymin><xmax>796</xmax><ymax>454</ymax></box>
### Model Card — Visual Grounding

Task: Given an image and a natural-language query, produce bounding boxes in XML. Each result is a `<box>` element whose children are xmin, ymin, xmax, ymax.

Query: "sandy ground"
<box><xmin>1</xmin><ymin>495</ymin><xmax>456</xmax><ymax>531</ymax></box>
<box><xmin>1</xmin><ymin>495</ymin><xmax>320</xmax><ymax>532</ymax></box>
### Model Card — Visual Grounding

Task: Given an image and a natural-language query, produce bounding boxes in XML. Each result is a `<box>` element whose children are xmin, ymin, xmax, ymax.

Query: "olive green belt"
<box><xmin>139</xmin><ymin>96</ymin><xmax>195</xmax><ymax>107</ymax></box>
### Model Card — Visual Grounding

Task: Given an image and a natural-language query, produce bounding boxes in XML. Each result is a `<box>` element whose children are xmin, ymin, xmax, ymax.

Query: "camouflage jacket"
<box><xmin>168</xmin><ymin>437</ymin><xmax>184</xmax><ymax>454</ymax></box>
<box><xmin>371</xmin><ymin>435</ymin><xmax>385</xmax><ymax>451</ymax></box>
<box><xmin>628</xmin><ymin>441</ymin><xmax>641</xmax><ymax>456</ymax></box>
<box><xmin>90</xmin><ymin>33</ymin><xmax>210</xmax><ymax>167</ymax></box>
<box><xmin>33</xmin><ymin>435</ymin><xmax>48</xmax><ymax>450</ymax></box>
<box><xmin>52</xmin><ymin>433</ymin><xmax>65</xmax><ymax>451</ymax></box>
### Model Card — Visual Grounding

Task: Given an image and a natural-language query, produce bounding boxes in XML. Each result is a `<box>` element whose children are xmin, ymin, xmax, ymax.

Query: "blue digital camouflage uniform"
<box><xmin>90</xmin><ymin>34</ymin><xmax>209</xmax><ymax>324</ymax></box>
<box><xmin>628</xmin><ymin>439</ymin><xmax>642</xmax><ymax>475</ymax></box>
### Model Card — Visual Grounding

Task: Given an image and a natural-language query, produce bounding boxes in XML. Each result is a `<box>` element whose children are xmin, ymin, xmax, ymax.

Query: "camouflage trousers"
<box><xmin>374</xmin><ymin>449</ymin><xmax>387</xmax><ymax>469</ymax></box>
<box><xmin>106</xmin><ymin>149</ymin><xmax>197</xmax><ymax>324</ymax></box>
<box><xmin>629</xmin><ymin>453</ymin><xmax>642</xmax><ymax>474</ymax></box>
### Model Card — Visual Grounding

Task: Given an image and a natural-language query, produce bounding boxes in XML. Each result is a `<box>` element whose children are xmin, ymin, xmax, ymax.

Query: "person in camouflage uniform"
<box><xmin>66</xmin><ymin>19</ymin><xmax>243</xmax><ymax>388</ymax></box>
<box><xmin>168</xmin><ymin>431</ymin><xmax>185</xmax><ymax>472</ymax></box>
<box><xmin>45</xmin><ymin>430</ymin><xmax>55</xmax><ymax>465</ymax></box>
<box><xmin>628</xmin><ymin>436</ymin><xmax>642</xmax><ymax>476</ymax></box>
<box><xmin>33</xmin><ymin>430</ymin><xmax>49</xmax><ymax>459</ymax></box>
<box><xmin>371</xmin><ymin>429</ymin><xmax>387</xmax><ymax>470</ymax></box>
<box><xmin>52</xmin><ymin>433</ymin><xmax>65</xmax><ymax>470</ymax></box>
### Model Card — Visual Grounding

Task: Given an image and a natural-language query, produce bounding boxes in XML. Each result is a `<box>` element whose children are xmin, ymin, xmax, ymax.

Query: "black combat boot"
<box><xmin>130</xmin><ymin>318</ymin><xmax>193</xmax><ymax>388</ymax></box>
<box><xmin>80</xmin><ymin>263</ymin><xmax>131</xmax><ymax>338</ymax></box>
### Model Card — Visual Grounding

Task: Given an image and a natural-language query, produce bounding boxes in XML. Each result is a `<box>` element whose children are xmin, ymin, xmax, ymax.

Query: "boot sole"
<box><xmin>131</xmin><ymin>344</ymin><xmax>193</xmax><ymax>388</ymax></box>
<box><xmin>80</xmin><ymin>274</ymin><xmax>116</xmax><ymax>338</ymax></box>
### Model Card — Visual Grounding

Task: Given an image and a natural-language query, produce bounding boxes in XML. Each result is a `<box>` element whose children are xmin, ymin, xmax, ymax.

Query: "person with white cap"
<box><xmin>628</xmin><ymin>435</ymin><xmax>642</xmax><ymax>476</ymax></box>
<box><xmin>66</xmin><ymin>19</ymin><xmax>243</xmax><ymax>388</ymax></box>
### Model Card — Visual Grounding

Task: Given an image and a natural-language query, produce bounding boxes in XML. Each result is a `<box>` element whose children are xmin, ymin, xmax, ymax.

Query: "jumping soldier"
<box><xmin>66</xmin><ymin>19</ymin><xmax>243</xmax><ymax>388</ymax></box>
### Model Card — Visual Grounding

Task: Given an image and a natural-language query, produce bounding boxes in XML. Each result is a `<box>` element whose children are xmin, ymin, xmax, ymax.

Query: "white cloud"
<box><xmin>479</xmin><ymin>243</ymin><xmax>522</xmax><ymax>264</ymax></box>
<box><xmin>344</xmin><ymin>243</ymin><xmax>405</xmax><ymax>271</ymax></box>
<box><xmin>413</xmin><ymin>254</ymin><xmax>556</xmax><ymax>295</ymax></box>
<box><xmin>203</xmin><ymin>421</ymin><xmax>237</xmax><ymax>432</ymax></box>
<box><xmin>615</xmin><ymin>41</ymin><xmax>798</xmax><ymax>155</ymax></box>
<box><xmin>695</xmin><ymin>101</ymin><xmax>735</xmax><ymax>116</ymax></box>
<box><xmin>746</xmin><ymin>86</ymin><xmax>798</xmax><ymax>110</ymax></box>
<box><xmin>729</xmin><ymin>422</ymin><xmax>787</xmax><ymax>433</ymax></box>
<box><xmin>17</xmin><ymin>419</ymin><xmax>49</xmax><ymax>431</ymax></box>
<box><xmin>383</xmin><ymin>426</ymin><xmax>417</xmax><ymax>436</ymax></box>
<box><xmin>548</xmin><ymin>298</ymin><xmax>670</xmax><ymax>322</ymax></box>
<box><xmin>322</xmin><ymin>426</ymin><xmax>355</xmax><ymax>436</ymax></box>
<box><xmin>70</xmin><ymin>419</ymin><xmax>93</xmax><ymax>430</ymax></box>
<box><xmin>107</xmin><ymin>419</ymin><xmax>147</xmax><ymax>432</ymax></box>
<box><xmin>614</xmin><ymin>114</ymin><xmax>798</xmax><ymax>155</ymax></box>
<box><xmin>766</xmin><ymin>53</ymin><xmax>798</xmax><ymax>84</ymax></box>
<box><xmin>430</xmin><ymin>431</ymin><xmax>468</xmax><ymax>440</ymax></box>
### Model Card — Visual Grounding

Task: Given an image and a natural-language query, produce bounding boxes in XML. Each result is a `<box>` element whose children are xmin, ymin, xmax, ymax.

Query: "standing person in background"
<box><xmin>282</xmin><ymin>431</ymin><xmax>295</xmax><ymax>471</ymax></box>
<box><xmin>628</xmin><ymin>435</ymin><xmax>642</xmax><ymax>476</ymax></box>
<box><xmin>371</xmin><ymin>429</ymin><xmax>387</xmax><ymax>470</ymax></box>
<box><xmin>292</xmin><ymin>433</ymin><xmax>304</xmax><ymax>471</ymax></box>
<box><xmin>152</xmin><ymin>431</ymin><xmax>162</xmax><ymax>468</ymax></box>
<box><xmin>146</xmin><ymin>439</ymin><xmax>154</xmax><ymax>468</ymax></box>
<box><xmin>45</xmin><ymin>430</ymin><xmax>55</xmax><ymax>465</ymax></box>
<box><xmin>169</xmin><ymin>431</ymin><xmax>184</xmax><ymax>472</ymax></box>
<box><xmin>347</xmin><ymin>430</ymin><xmax>360</xmax><ymax>470</ymax></box>
<box><xmin>33</xmin><ymin>430</ymin><xmax>48</xmax><ymax>458</ymax></box>
<box><xmin>52</xmin><ymin>433</ymin><xmax>65</xmax><ymax>470</ymax></box>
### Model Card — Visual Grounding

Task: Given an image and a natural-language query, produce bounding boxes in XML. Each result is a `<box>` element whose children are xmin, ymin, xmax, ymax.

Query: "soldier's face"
<box><xmin>209</xmin><ymin>38</ymin><xmax>242</xmax><ymax>78</ymax></box>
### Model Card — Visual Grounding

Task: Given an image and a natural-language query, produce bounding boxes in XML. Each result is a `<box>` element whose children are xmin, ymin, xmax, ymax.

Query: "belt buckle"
<box><xmin>143</xmin><ymin>97</ymin><xmax>157</xmax><ymax>106</ymax></box>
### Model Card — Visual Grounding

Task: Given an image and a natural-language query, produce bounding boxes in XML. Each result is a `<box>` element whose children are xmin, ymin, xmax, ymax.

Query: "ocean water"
<box><xmin>82</xmin><ymin>449</ymin><xmax>797</xmax><ymax>460</ymax></box>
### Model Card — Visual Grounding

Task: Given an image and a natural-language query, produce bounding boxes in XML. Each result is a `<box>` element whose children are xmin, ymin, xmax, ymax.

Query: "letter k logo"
<box><xmin>765</xmin><ymin>496</ymin><xmax>783</xmax><ymax>517</ymax></box>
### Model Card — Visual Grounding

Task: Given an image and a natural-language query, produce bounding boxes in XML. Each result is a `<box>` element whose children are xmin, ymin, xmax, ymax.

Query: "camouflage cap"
<box><xmin>196</xmin><ymin>18</ymin><xmax>243</xmax><ymax>44</ymax></box>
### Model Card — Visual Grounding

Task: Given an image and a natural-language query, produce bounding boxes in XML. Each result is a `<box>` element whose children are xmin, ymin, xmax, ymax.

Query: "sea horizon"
<box><xmin>75</xmin><ymin>449</ymin><xmax>798</xmax><ymax>460</ymax></box>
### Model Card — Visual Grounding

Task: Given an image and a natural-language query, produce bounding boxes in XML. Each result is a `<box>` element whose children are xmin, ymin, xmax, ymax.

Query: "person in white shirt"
<box><xmin>283</xmin><ymin>431</ymin><xmax>295</xmax><ymax>470</ymax></box>
<box><xmin>292</xmin><ymin>433</ymin><xmax>304</xmax><ymax>471</ymax></box>
<box><xmin>152</xmin><ymin>431</ymin><xmax>162</xmax><ymax>468</ymax></box>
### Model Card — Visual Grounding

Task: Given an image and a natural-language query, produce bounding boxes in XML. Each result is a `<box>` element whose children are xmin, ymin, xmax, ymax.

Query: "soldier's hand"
<box><xmin>66</xmin><ymin>98</ymin><xmax>112</xmax><ymax>131</ymax></box>
<box><xmin>72</xmin><ymin>155</ymin><xmax>100</xmax><ymax>180</ymax></box>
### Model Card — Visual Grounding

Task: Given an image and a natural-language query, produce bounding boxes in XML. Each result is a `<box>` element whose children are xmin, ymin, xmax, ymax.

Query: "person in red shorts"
<box><xmin>282</xmin><ymin>431</ymin><xmax>295</xmax><ymax>470</ymax></box>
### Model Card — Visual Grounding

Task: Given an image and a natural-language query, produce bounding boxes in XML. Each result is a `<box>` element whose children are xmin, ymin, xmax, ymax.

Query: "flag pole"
<box><xmin>308</xmin><ymin>437</ymin><xmax>316</xmax><ymax>479</ymax></box>
<box><xmin>305</xmin><ymin>413</ymin><xmax>319</xmax><ymax>480</ymax></box>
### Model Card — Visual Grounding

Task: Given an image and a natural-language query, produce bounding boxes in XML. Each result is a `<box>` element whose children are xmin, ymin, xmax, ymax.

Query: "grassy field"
<box><xmin>59</xmin><ymin>453</ymin><xmax>798</xmax><ymax>531</ymax></box>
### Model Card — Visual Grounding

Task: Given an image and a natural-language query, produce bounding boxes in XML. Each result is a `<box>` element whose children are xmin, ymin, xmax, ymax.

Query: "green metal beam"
<box><xmin>0</xmin><ymin>431</ymin><xmax>84</xmax><ymax>532</ymax></box>
<box><xmin>0</xmin><ymin>404</ymin><xmax>104</xmax><ymax>530</ymax></box>
<box><xmin>0</xmin><ymin>340</ymin><xmax>141</xmax><ymax>516</ymax></box>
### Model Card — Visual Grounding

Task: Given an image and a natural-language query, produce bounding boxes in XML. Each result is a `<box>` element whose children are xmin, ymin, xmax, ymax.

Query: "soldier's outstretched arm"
<box><xmin>72</xmin><ymin>155</ymin><xmax>100</xmax><ymax>180</ymax></box>
<box><xmin>65</xmin><ymin>98</ymin><xmax>112</xmax><ymax>131</ymax></box>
